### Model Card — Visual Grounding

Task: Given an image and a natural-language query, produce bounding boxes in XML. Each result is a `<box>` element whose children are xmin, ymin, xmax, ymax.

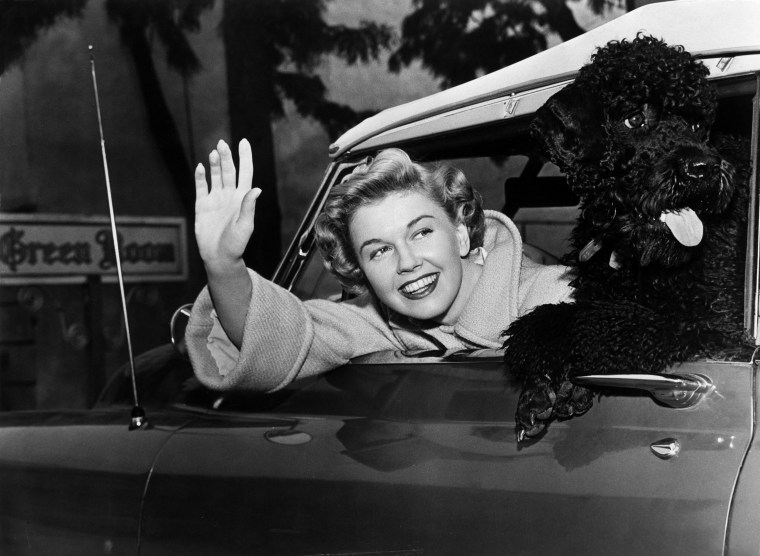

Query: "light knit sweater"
<box><xmin>186</xmin><ymin>210</ymin><xmax>573</xmax><ymax>392</ymax></box>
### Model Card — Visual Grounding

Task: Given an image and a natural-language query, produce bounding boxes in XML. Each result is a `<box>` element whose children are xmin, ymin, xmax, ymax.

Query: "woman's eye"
<box><xmin>370</xmin><ymin>246</ymin><xmax>391</xmax><ymax>260</ymax></box>
<box><xmin>413</xmin><ymin>228</ymin><xmax>433</xmax><ymax>239</ymax></box>
<box><xmin>623</xmin><ymin>112</ymin><xmax>645</xmax><ymax>129</ymax></box>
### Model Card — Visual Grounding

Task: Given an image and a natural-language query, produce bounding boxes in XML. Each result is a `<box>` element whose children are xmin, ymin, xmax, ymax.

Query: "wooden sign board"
<box><xmin>0</xmin><ymin>213</ymin><xmax>188</xmax><ymax>284</ymax></box>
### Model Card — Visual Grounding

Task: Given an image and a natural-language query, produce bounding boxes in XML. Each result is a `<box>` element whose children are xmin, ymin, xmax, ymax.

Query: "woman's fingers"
<box><xmin>218</xmin><ymin>140</ymin><xmax>236</xmax><ymax>189</ymax></box>
<box><xmin>239</xmin><ymin>187</ymin><xmax>261</xmax><ymax>228</ymax></box>
<box><xmin>208</xmin><ymin>148</ymin><xmax>222</xmax><ymax>191</ymax></box>
<box><xmin>194</xmin><ymin>163</ymin><xmax>208</xmax><ymax>200</ymax></box>
<box><xmin>201</xmin><ymin>139</ymin><xmax>253</xmax><ymax>195</ymax></box>
<box><xmin>238</xmin><ymin>139</ymin><xmax>254</xmax><ymax>190</ymax></box>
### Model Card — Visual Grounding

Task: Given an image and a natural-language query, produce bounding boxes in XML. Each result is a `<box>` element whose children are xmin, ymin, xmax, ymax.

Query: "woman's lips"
<box><xmin>399</xmin><ymin>273</ymin><xmax>439</xmax><ymax>299</ymax></box>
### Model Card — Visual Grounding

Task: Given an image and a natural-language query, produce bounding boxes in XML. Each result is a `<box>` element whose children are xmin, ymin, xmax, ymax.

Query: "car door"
<box><xmin>138</xmin><ymin>354</ymin><xmax>754</xmax><ymax>556</ymax></box>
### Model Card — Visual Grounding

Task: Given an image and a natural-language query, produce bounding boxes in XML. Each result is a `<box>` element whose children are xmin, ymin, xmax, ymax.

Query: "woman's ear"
<box><xmin>456</xmin><ymin>223</ymin><xmax>471</xmax><ymax>257</ymax></box>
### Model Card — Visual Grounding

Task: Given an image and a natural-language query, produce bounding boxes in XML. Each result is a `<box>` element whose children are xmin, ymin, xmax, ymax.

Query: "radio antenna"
<box><xmin>89</xmin><ymin>45</ymin><xmax>148</xmax><ymax>430</ymax></box>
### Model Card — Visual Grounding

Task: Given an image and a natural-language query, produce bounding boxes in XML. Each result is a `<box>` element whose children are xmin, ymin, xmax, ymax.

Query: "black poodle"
<box><xmin>503</xmin><ymin>35</ymin><xmax>752</xmax><ymax>441</ymax></box>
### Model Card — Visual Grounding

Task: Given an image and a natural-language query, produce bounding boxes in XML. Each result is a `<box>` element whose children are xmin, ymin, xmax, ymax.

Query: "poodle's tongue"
<box><xmin>659</xmin><ymin>208</ymin><xmax>703</xmax><ymax>247</ymax></box>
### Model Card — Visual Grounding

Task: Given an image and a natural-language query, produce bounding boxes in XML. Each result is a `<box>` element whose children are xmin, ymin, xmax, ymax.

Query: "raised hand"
<box><xmin>194</xmin><ymin>139</ymin><xmax>260</xmax><ymax>273</ymax></box>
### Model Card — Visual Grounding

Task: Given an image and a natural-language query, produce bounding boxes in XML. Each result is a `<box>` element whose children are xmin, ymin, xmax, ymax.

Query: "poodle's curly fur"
<box><xmin>502</xmin><ymin>35</ymin><xmax>752</xmax><ymax>441</ymax></box>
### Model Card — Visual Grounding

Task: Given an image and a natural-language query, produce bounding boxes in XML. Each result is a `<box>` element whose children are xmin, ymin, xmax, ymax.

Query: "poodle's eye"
<box><xmin>623</xmin><ymin>112</ymin><xmax>646</xmax><ymax>129</ymax></box>
<box><xmin>691</xmin><ymin>123</ymin><xmax>704</xmax><ymax>134</ymax></box>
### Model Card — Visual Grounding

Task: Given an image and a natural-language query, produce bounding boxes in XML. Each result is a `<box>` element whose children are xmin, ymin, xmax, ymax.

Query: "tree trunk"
<box><xmin>120</xmin><ymin>22</ymin><xmax>205</xmax><ymax>294</ymax></box>
<box><xmin>122</xmin><ymin>27</ymin><xmax>194</xmax><ymax>215</ymax></box>
<box><xmin>222</xmin><ymin>0</ymin><xmax>282</xmax><ymax>278</ymax></box>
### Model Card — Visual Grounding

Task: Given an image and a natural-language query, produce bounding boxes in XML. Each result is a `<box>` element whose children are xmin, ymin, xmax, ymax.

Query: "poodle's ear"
<box><xmin>530</xmin><ymin>83</ymin><xmax>605</xmax><ymax>171</ymax></box>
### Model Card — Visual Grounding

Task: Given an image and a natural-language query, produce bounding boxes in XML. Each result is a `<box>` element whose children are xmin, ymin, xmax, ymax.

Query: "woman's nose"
<box><xmin>396</xmin><ymin>244</ymin><xmax>422</xmax><ymax>274</ymax></box>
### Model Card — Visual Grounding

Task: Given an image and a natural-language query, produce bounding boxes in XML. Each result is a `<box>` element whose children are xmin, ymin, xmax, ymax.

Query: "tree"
<box><xmin>221</xmin><ymin>0</ymin><xmax>393</xmax><ymax>277</ymax></box>
<box><xmin>106</xmin><ymin>0</ymin><xmax>393</xmax><ymax>279</ymax></box>
<box><xmin>390</xmin><ymin>0</ymin><xmax>628</xmax><ymax>88</ymax></box>
<box><xmin>105</xmin><ymin>0</ymin><xmax>217</xmax><ymax>296</ymax></box>
<box><xmin>105</xmin><ymin>0</ymin><xmax>212</xmax><ymax>226</ymax></box>
<box><xmin>0</xmin><ymin>0</ymin><xmax>86</xmax><ymax>76</ymax></box>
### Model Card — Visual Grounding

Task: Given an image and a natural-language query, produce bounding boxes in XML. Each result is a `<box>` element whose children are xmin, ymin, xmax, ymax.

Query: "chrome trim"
<box><xmin>170</xmin><ymin>303</ymin><xmax>193</xmax><ymax>352</ymax></box>
<box><xmin>748</xmin><ymin>74</ymin><xmax>760</xmax><ymax>342</ymax></box>
<box><xmin>650</xmin><ymin>438</ymin><xmax>681</xmax><ymax>459</ymax></box>
<box><xmin>273</xmin><ymin>162</ymin><xmax>337</xmax><ymax>286</ymax></box>
<box><xmin>572</xmin><ymin>373</ymin><xmax>715</xmax><ymax>409</ymax></box>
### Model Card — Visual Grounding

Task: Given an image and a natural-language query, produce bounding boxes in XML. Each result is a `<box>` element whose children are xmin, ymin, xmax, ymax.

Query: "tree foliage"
<box><xmin>391</xmin><ymin>0</ymin><xmax>625</xmax><ymax>87</ymax></box>
<box><xmin>221</xmin><ymin>0</ymin><xmax>394</xmax><ymax>275</ymax></box>
<box><xmin>225</xmin><ymin>0</ymin><xmax>394</xmax><ymax>138</ymax></box>
<box><xmin>0</xmin><ymin>0</ymin><xmax>86</xmax><ymax>75</ymax></box>
<box><xmin>103</xmin><ymin>0</ymin><xmax>394</xmax><ymax>276</ymax></box>
<box><xmin>106</xmin><ymin>0</ymin><xmax>213</xmax><ymax>77</ymax></box>
<box><xmin>104</xmin><ymin>0</ymin><xmax>215</xmax><ymax>291</ymax></box>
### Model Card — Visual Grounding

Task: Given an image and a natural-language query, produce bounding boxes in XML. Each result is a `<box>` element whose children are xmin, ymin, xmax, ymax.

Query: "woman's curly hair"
<box><xmin>314</xmin><ymin>148</ymin><xmax>484</xmax><ymax>294</ymax></box>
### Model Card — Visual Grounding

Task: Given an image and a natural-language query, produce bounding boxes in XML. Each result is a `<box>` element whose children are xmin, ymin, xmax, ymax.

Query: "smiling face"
<box><xmin>349</xmin><ymin>191</ymin><xmax>474</xmax><ymax>324</ymax></box>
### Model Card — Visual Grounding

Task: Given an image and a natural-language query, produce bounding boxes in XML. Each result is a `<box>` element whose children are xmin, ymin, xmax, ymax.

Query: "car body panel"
<box><xmin>134</xmin><ymin>359</ymin><xmax>755</xmax><ymax>555</ymax></box>
<box><xmin>0</xmin><ymin>410</ymin><xmax>193</xmax><ymax>554</ymax></box>
<box><xmin>724</xmin><ymin>363</ymin><xmax>760</xmax><ymax>554</ymax></box>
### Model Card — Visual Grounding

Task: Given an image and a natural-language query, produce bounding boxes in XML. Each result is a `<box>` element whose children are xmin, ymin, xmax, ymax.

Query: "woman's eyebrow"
<box><xmin>359</xmin><ymin>238</ymin><xmax>383</xmax><ymax>253</ymax></box>
<box><xmin>358</xmin><ymin>214</ymin><xmax>435</xmax><ymax>253</ymax></box>
<box><xmin>407</xmin><ymin>214</ymin><xmax>434</xmax><ymax>229</ymax></box>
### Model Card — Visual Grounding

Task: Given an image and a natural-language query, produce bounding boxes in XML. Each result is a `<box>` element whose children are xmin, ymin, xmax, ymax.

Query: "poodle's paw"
<box><xmin>515</xmin><ymin>376</ymin><xmax>557</xmax><ymax>442</ymax></box>
<box><xmin>553</xmin><ymin>381</ymin><xmax>594</xmax><ymax>419</ymax></box>
<box><xmin>515</xmin><ymin>380</ymin><xmax>595</xmax><ymax>442</ymax></box>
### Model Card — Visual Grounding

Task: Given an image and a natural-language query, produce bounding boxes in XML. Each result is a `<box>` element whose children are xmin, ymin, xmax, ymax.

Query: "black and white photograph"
<box><xmin>1</xmin><ymin>0</ymin><xmax>759</xmax><ymax>553</ymax></box>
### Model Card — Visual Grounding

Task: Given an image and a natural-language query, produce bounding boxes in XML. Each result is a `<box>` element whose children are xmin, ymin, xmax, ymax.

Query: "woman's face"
<box><xmin>349</xmin><ymin>191</ymin><xmax>471</xmax><ymax>323</ymax></box>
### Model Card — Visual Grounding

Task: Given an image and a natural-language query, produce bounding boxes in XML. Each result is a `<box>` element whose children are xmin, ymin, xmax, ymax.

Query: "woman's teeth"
<box><xmin>400</xmin><ymin>274</ymin><xmax>438</xmax><ymax>295</ymax></box>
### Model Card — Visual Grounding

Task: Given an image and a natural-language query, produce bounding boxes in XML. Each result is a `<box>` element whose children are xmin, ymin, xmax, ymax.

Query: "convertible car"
<box><xmin>2</xmin><ymin>1</ymin><xmax>760</xmax><ymax>554</ymax></box>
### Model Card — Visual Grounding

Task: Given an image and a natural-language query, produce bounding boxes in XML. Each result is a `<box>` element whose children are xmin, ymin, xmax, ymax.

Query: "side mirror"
<box><xmin>170</xmin><ymin>303</ymin><xmax>193</xmax><ymax>358</ymax></box>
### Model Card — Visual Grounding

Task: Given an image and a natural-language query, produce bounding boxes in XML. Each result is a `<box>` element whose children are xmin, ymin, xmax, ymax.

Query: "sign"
<box><xmin>0</xmin><ymin>213</ymin><xmax>188</xmax><ymax>284</ymax></box>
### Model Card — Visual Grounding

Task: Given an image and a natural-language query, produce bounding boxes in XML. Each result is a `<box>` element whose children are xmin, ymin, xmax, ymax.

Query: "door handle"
<box><xmin>571</xmin><ymin>373</ymin><xmax>714</xmax><ymax>408</ymax></box>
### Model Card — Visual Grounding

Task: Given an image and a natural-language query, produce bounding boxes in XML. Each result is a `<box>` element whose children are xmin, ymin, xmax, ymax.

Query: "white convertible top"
<box><xmin>330</xmin><ymin>0</ymin><xmax>760</xmax><ymax>158</ymax></box>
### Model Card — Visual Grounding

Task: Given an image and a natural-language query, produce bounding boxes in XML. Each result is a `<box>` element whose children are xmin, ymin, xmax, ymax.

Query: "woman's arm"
<box><xmin>194</xmin><ymin>138</ymin><xmax>260</xmax><ymax>348</ymax></box>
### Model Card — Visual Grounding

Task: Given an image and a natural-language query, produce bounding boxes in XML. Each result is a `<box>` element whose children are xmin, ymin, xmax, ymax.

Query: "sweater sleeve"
<box><xmin>185</xmin><ymin>269</ymin><xmax>403</xmax><ymax>393</ymax></box>
<box><xmin>516</xmin><ymin>255</ymin><xmax>574</xmax><ymax>316</ymax></box>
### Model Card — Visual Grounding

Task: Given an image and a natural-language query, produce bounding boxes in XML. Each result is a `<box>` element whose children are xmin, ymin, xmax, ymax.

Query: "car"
<box><xmin>2</xmin><ymin>1</ymin><xmax>760</xmax><ymax>554</ymax></box>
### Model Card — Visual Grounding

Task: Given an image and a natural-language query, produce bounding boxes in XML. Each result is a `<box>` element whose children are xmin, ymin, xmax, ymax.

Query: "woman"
<box><xmin>186</xmin><ymin>139</ymin><xmax>572</xmax><ymax>392</ymax></box>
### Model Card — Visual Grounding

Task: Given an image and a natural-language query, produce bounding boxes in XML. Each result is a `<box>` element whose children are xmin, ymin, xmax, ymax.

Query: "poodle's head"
<box><xmin>531</xmin><ymin>35</ymin><xmax>735</xmax><ymax>267</ymax></box>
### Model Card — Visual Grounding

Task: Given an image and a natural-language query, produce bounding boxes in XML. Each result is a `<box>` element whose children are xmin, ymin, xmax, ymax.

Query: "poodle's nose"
<box><xmin>683</xmin><ymin>159</ymin><xmax>721</xmax><ymax>180</ymax></box>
